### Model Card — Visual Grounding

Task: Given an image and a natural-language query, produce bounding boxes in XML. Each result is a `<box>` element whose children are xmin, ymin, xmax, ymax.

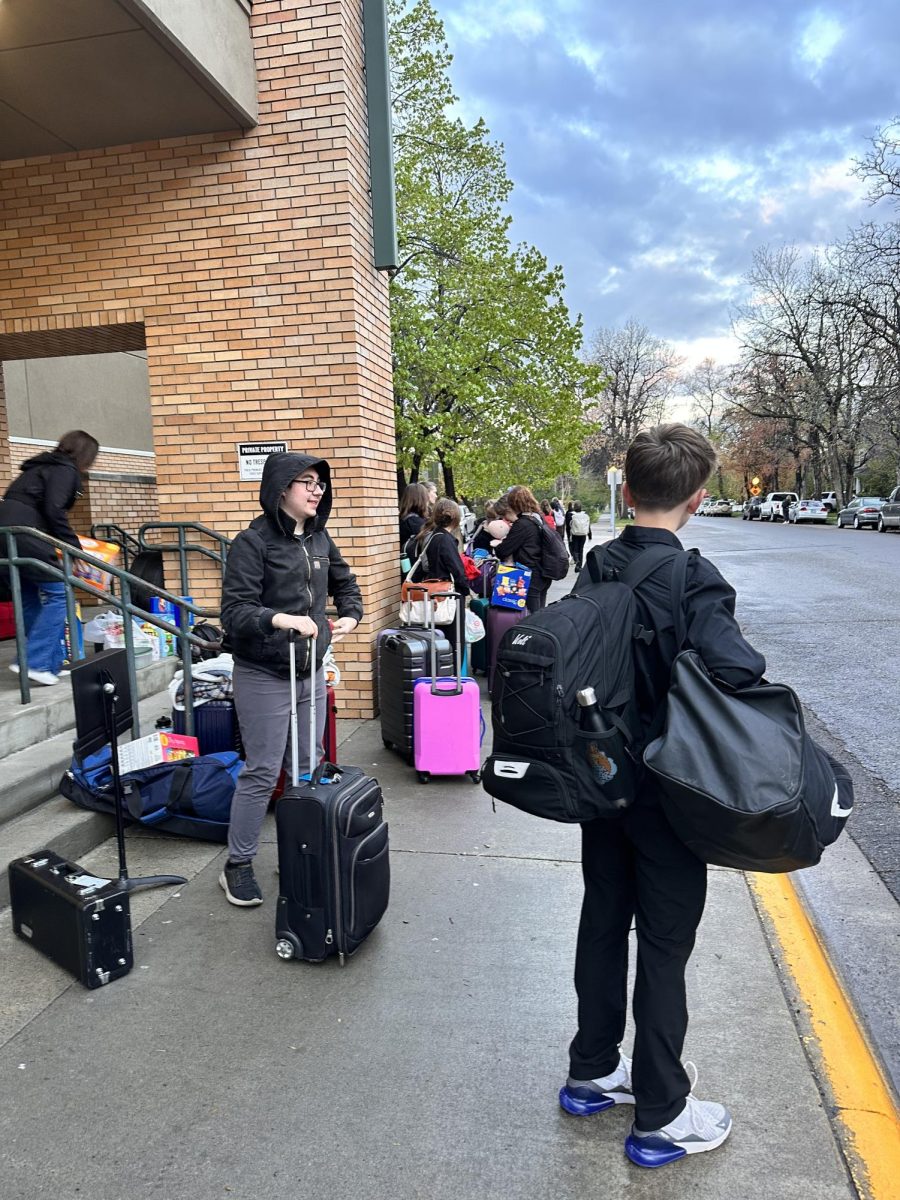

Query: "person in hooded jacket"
<box><xmin>219</xmin><ymin>451</ymin><xmax>363</xmax><ymax>907</ymax></box>
<box><xmin>0</xmin><ymin>430</ymin><xmax>99</xmax><ymax>685</ymax></box>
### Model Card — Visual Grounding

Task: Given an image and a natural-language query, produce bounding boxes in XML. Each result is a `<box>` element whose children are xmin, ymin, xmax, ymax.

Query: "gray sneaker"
<box><xmin>626</xmin><ymin>1092</ymin><xmax>733</xmax><ymax>1167</ymax></box>
<box><xmin>219</xmin><ymin>860</ymin><xmax>263</xmax><ymax>907</ymax></box>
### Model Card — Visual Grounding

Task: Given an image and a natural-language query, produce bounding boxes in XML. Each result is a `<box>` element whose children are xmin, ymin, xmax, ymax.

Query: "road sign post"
<box><xmin>607</xmin><ymin>468</ymin><xmax>623</xmax><ymax>538</ymax></box>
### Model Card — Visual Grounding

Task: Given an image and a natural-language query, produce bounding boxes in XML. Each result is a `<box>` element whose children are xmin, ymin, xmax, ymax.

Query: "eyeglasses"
<box><xmin>292</xmin><ymin>478</ymin><xmax>326</xmax><ymax>495</ymax></box>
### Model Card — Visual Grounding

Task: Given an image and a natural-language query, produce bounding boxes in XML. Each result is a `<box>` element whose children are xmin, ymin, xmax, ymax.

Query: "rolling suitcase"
<box><xmin>379</xmin><ymin>626</ymin><xmax>453</xmax><ymax>761</ymax></box>
<box><xmin>9</xmin><ymin>850</ymin><xmax>133</xmax><ymax>989</ymax></box>
<box><xmin>173</xmin><ymin>700</ymin><xmax>241</xmax><ymax>756</ymax></box>
<box><xmin>487</xmin><ymin>604</ymin><xmax>526</xmax><ymax>692</ymax></box>
<box><xmin>275</xmin><ymin>636</ymin><xmax>390</xmax><ymax>965</ymax></box>
<box><xmin>413</xmin><ymin>592</ymin><xmax>483</xmax><ymax>784</ymax></box>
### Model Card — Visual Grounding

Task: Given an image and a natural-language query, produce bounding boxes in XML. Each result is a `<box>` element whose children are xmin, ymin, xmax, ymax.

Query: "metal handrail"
<box><xmin>138</xmin><ymin>522</ymin><xmax>233</xmax><ymax>597</ymax></box>
<box><xmin>1</xmin><ymin>526</ymin><xmax>222</xmax><ymax>738</ymax></box>
<box><xmin>89</xmin><ymin>523</ymin><xmax>142</xmax><ymax>573</ymax></box>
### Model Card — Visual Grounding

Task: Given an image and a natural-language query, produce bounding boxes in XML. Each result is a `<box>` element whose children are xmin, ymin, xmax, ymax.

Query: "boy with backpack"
<box><xmin>556</xmin><ymin>425</ymin><xmax>766</xmax><ymax>1166</ymax></box>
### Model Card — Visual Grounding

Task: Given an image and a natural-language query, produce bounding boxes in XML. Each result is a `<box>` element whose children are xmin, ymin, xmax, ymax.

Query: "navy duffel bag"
<box><xmin>60</xmin><ymin>747</ymin><xmax>242</xmax><ymax>843</ymax></box>
<box><xmin>643</xmin><ymin>650</ymin><xmax>853</xmax><ymax>873</ymax></box>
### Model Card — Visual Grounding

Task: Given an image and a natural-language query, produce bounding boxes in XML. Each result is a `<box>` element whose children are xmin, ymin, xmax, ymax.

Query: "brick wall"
<box><xmin>0</xmin><ymin>1</ymin><xmax>397</xmax><ymax>718</ymax></box>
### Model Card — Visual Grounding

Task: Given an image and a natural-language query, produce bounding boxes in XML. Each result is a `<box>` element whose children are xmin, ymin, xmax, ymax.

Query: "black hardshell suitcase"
<box><xmin>9</xmin><ymin>850</ymin><xmax>133</xmax><ymax>988</ymax></box>
<box><xmin>173</xmin><ymin>699</ymin><xmax>242</xmax><ymax>756</ymax></box>
<box><xmin>275</xmin><ymin>636</ymin><xmax>390</xmax><ymax>965</ymax></box>
<box><xmin>378</xmin><ymin>627</ymin><xmax>453</xmax><ymax>761</ymax></box>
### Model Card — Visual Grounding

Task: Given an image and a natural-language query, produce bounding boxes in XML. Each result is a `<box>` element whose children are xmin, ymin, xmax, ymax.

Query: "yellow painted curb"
<box><xmin>749</xmin><ymin>872</ymin><xmax>900</xmax><ymax>1200</ymax></box>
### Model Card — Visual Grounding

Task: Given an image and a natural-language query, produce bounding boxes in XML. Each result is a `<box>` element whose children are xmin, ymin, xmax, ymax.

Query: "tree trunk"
<box><xmin>440</xmin><ymin>457</ymin><xmax>456</xmax><ymax>500</ymax></box>
<box><xmin>397</xmin><ymin>466</ymin><xmax>408</xmax><ymax>497</ymax></box>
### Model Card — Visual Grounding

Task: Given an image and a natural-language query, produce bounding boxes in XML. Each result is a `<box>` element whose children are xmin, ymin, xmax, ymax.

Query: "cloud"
<box><xmin>436</xmin><ymin>0</ymin><xmax>900</xmax><ymax>353</ymax></box>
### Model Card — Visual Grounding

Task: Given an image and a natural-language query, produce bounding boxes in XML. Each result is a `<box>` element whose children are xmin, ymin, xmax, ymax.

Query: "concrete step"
<box><xmin>0</xmin><ymin>654</ymin><xmax>178</xmax><ymax>761</ymax></box>
<box><xmin>0</xmin><ymin>687</ymin><xmax>174</xmax><ymax>829</ymax></box>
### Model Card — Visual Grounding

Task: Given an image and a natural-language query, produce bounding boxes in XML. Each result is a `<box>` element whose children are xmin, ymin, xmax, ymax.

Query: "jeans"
<box><xmin>19</xmin><ymin>579</ymin><xmax>67</xmax><ymax>675</ymax></box>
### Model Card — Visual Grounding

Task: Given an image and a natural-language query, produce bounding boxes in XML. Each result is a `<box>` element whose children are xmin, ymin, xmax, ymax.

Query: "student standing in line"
<box><xmin>568</xmin><ymin>501</ymin><xmax>592</xmax><ymax>571</ymax></box>
<box><xmin>219</xmin><ymin>452</ymin><xmax>363</xmax><ymax>907</ymax></box>
<box><xmin>558</xmin><ymin>424</ymin><xmax>765</xmax><ymax>1166</ymax></box>
<box><xmin>492</xmin><ymin>486</ymin><xmax>548</xmax><ymax>612</ymax></box>
<box><xmin>0</xmin><ymin>429</ymin><xmax>99</xmax><ymax>685</ymax></box>
<box><xmin>404</xmin><ymin>497</ymin><xmax>475</xmax><ymax>673</ymax></box>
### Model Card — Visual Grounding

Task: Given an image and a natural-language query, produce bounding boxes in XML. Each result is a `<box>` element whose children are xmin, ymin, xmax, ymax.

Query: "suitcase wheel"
<box><xmin>275</xmin><ymin>937</ymin><xmax>299</xmax><ymax>961</ymax></box>
<box><xmin>417</xmin><ymin>771</ymin><xmax>431</xmax><ymax>785</ymax></box>
<box><xmin>468</xmin><ymin>770</ymin><xmax>482</xmax><ymax>784</ymax></box>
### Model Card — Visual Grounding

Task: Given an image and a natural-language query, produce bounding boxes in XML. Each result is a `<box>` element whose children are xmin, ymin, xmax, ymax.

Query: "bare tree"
<box><xmin>682</xmin><ymin>357</ymin><xmax>731</xmax><ymax>493</ymax></box>
<box><xmin>582</xmin><ymin>319</ymin><xmax>682</xmax><ymax>484</ymax></box>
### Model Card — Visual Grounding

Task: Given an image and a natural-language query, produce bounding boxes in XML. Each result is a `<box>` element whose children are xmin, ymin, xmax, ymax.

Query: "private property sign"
<box><xmin>237</xmin><ymin>441</ymin><xmax>288</xmax><ymax>482</ymax></box>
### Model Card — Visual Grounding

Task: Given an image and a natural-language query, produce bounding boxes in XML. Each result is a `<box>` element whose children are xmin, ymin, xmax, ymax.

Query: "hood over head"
<box><xmin>258</xmin><ymin>452</ymin><xmax>332</xmax><ymax>535</ymax></box>
<box><xmin>20</xmin><ymin>450</ymin><xmax>76</xmax><ymax>474</ymax></box>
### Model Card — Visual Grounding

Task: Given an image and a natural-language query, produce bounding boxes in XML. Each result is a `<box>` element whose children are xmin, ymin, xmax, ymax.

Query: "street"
<box><xmin>679</xmin><ymin>514</ymin><xmax>900</xmax><ymax>893</ymax></box>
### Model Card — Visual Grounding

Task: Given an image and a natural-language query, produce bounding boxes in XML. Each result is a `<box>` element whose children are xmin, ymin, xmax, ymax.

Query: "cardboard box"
<box><xmin>117</xmin><ymin>731</ymin><xmax>199</xmax><ymax>774</ymax></box>
<box><xmin>490</xmin><ymin>563</ymin><xmax>532</xmax><ymax>611</ymax></box>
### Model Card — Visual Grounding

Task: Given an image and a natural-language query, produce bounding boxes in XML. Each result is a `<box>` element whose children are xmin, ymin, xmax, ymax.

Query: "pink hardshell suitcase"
<box><xmin>412</xmin><ymin>589</ymin><xmax>483</xmax><ymax>784</ymax></box>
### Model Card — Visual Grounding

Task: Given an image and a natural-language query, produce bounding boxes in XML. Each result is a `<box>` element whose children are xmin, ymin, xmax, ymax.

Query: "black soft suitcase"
<box><xmin>275</xmin><ymin>637</ymin><xmax>390</xmax><ymax>965</ymax></box>
<box><xmin>378</xmin><ymin>627</ymin><xmax>453</xmax><ymax>761</ymax></box>
<box><xmin>9</xmin><ymin>850</ymin><xmax>133</xmax><ymax>988</ymax></box>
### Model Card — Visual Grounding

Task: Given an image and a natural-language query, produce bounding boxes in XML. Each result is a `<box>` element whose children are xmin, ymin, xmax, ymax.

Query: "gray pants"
<box><xmin>227</xmin><ymin>660</ymin><xmax>327</xmax><ymax>863</ymax></box>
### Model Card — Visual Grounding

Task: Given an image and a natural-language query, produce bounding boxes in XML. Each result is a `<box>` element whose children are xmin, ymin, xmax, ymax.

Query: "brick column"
<box><xmin>0</xmin><ymin>366</ymin><xmax>10</xmax><ymax>490</ymax></box>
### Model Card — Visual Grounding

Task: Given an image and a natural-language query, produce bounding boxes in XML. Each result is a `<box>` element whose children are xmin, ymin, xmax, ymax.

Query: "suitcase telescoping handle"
<box><xmin>424</xmin><ymin>588</ymin><xmax>464</xmax><ymax>696</ymax></box>
<box><xmin>288</xmin><ymin>630</ymin><xmax>317</xmax><ymax>787</ymax></box>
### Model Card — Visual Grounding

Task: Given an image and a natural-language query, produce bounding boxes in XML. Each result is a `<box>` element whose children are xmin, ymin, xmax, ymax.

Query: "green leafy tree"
<box><xmin>388</xmin><ymin>0</ymin><xmax>598</xmax><ymax>498</ymax></box>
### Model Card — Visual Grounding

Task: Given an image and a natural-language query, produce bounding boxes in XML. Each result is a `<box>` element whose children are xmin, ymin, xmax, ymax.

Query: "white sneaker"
<box><xmin>626</xmin><ymin>1070</ymin><xmax>732</xmax><ymax>1168</ymax></box>
<box><xmin>27</xmin><ymin>669</ymin><xmax>60</xmax><ymax>687</ymax></box>
<box><xmin>559</xmin><ymin>1051</ymin><xmax>635</xmax><ymax>1115</ymax></box>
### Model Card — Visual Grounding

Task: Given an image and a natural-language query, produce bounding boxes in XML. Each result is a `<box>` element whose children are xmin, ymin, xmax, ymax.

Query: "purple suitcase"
<box><xmin>412</xmin><ymin>590</ymin><xmax>483</xmax><ymax>784</ymax></box>
<box><xmin>487</xmin><ymin>605</ymin><xmax>526</xmax><ymax>692</ymax></box>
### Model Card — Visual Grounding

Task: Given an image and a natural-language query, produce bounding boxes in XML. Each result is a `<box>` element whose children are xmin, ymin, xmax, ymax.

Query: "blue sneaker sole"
<box><xmin>624</xmin><ymin>1134</ymin><xmax>687</xmax><ymax>1167</ymax></box>
<box><xmin>558</xmin><ymin>1085</ymin><xmax>617</xmax><ymax>1116</ymax></box>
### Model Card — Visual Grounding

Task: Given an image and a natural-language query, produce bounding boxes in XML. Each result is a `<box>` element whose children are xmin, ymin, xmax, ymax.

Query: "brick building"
<box><xmin>0</xmin><ymin>0</ymin><xmax>398</xmax><ymax>718</ymax></box>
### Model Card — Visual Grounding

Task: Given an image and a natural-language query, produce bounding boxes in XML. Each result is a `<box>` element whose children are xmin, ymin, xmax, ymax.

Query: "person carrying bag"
<box><xmin>402</xmin><ymin>498</ymin><xmax>474</xmax><ymax>674</ymax></box>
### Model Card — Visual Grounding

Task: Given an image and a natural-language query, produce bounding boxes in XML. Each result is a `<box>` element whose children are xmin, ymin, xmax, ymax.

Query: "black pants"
<box><xmin>526</xmin><ymin>584</ymin><xmax>549</xmax><ymax>613</ymax></box>
<box><xmin>568</xmin><ymin>801</ymin><xmax>707</xmax><ymax>1129</ymax></box>
<box><xmin>570</xmin><ymin>535</ymin><xmax>587</xmax><ymax>570</ymax></box>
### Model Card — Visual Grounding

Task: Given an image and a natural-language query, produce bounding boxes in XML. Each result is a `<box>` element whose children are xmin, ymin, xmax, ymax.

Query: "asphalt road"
<box><xmin>679</xmin><ymin>512</ymin><xmax>900</xmax><ymax>901</ymax></box>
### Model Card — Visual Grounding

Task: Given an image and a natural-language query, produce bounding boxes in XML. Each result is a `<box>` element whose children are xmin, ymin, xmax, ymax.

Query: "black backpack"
<box><xmin>482</xmin><ymin>543</ymin><xmax>689</xmax><ymax>822</ymax></box>
<box><xmin>530</xmin><ymin>514</ymin><xmax>569</xmax><ymax>581</ymax></box>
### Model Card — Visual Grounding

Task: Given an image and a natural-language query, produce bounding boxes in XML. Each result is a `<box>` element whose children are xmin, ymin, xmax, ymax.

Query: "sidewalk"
<box><xmin>0</xmin><ymin>608</ymin><xmax>860</xmax><ymax>1200</ymax></box>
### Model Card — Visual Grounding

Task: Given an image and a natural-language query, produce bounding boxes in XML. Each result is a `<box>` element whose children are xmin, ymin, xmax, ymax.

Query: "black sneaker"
<box><xmin>219</xmin><ymin>860</ymin><xmax>263</xmax><ymax>907</ymax></box>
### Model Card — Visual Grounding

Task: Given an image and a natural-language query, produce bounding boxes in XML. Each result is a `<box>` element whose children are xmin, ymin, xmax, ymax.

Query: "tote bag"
<box><xmin>400</xmin><ymin>534</ymin><xmax>457</xmax><ymax>626</ymax></box>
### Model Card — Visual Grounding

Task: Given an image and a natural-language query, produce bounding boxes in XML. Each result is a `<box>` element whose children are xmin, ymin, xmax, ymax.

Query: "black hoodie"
<box><xmin>220</xmin><ymin>452</ymin><xmax>363</xmax><ymax>677</ymax></box>
<box><xmin>0</xmin><ymin>450</ymin><xmax>82</xmax><ymax>572</ymax></box>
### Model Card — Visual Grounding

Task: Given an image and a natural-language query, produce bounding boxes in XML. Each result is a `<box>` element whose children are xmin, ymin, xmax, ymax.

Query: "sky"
<box><xmin>435</xmin><ymin>0</ymin><xmax>900</xmax><ymax>367</ymax></box>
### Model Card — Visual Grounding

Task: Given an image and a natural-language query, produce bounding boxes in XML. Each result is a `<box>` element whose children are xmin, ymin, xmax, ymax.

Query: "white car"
<box><xmin>759</xmin><ymin>492</ymin><xmax>799</xmax><ymax>521</ymax></box>
<box><xmin>706</xmin><ymin>498</ymin><xmax>733</xmax><ymax>516</ymax></box>
<box><xmin>696</xmin><ymin>498</ymin><xmax>713</xmax><ymax>516</ymax></box>
<box><xmin>788</xmin><ymin>498</ymin><xmax>829</xmax><ymax>525</ymax></box>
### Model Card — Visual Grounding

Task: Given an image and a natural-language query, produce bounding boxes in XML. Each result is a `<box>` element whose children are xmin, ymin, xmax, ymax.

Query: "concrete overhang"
<box><xmin>0</xmin><ymin>0</ymin><xmax>258</xmax><ymax>162</ymax></box>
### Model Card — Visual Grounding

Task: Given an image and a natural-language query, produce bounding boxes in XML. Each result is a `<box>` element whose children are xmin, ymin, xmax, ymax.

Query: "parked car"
<box><xmin>742</xmin><ymin>497</ymin><xmax>763</xmax><ymax>520</ymax></box>
<box><xmin>878</xmin><ymin>486</ymin><xmax>900</xmax><ymax>532</ymax></box>
<box><xmin>787</xmin><ymin>498</ymin><xmax>828</xmax><ymax>525</ymax></box>
<box><xmin>817</xmin><ymin>491</ymin><xmax>839</xmax><ymax>513</ymax></box>
<box><xmin>759</xmin><ymin>491</ymin><xmax>799</xmax><ymax>522</ymax></box>
<box><xmin>730</xmin><ymin>500</ymin><xmax>744</xmax><ymax>515</ymax></box>
<box><xmin>836</xmin><ymin>497</ymin><xmax>884</xmax><ymax>529</ymax></box>
<box><xmin>706</xmin><ymin>498</ymin><xmax>733</xmax><ymax>516</ymax></box>
<box><xmin>696</xmin><ymin>497</ymin><xmax>713</xmax><ymax>516</ymax></box>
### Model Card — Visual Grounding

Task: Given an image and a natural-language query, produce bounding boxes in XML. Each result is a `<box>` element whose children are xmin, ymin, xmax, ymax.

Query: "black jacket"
<box><xmin>405</xmin><ymin>528</ymin><xmax>472</xmax><ymax>597</ymax></box>
<box><xmin>492</xmin><ymin>513</ymin><xmax>545</xmax><ymax>592</ymax></box>
<box><xmin>399</xmin><ymin>512</ymin><xmax>425</xmax><ymax>549</ymax></box>
<box><xmin>221</xmin><ymin>452</ymin><xmax>363</xmax><ymax>677</ymax></box>
<box><xmin>600</xmin><ymin>525</ymin><xmax>765</xmax><ymax>734</ymax></box>
<box><xmin>471</xmin><ymin>522</ymin><xmax>494</xmax><ymax>553</ymax></box>
<box><xmin>0</xmin><ymin>450</ymin><xmax>82</xmax><ymax>575</ymax></box>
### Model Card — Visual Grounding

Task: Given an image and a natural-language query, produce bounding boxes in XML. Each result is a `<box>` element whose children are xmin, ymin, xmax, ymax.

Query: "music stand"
<box><xmin>71</xmin><ymin>649</ymin><xmax>186</xmax><ymax>894</ymax></box>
